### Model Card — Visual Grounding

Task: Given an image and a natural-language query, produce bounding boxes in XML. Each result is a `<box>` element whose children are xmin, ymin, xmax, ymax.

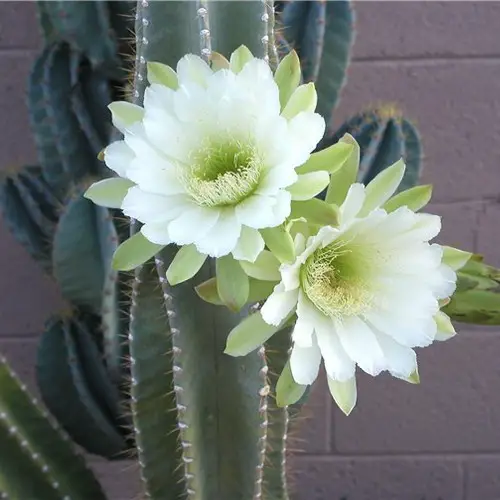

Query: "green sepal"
<box><xmin>359</xmin><ymin>158</ymin><xmax>406</xmax><ymax>216</ymax></box>
<box><xmin>442</xmin><ymin>246</ymin><xmax>473</xmax><ymax>271</ymax></box>
<box><xmin>288</xmin><ymin>171</ymin><xmax>330</xmax><ymax>201</ymax></box>
<box><xmin>146</xmin><ymin>61</ymin><xmax>179</xmax><ymax>89</ymax></box>
<box><xmin>225</xmin><ymin>311</ymin><xmax>282</xmax><ymax>357</ymax></box>
<box><xmin>216</xmin><ymin>254</ymin><xmax>250</xmax><ymax>312</ymax></box>
<box><xmin>325</xmin><ymin>133</ymin><xmax>360</xmax><ymax>205</ymax></box>
<box><xmin>297</xmin><ymin>141</ymin><xmax>353</xmax><ymax>175</ymax></box>
<box><xmin>166</xmin><ymin>244</ymin><xmax>207</xmax><ymax>285</ymax></box>
<box><xmin>240</xmin><ymin>250</ymin><xmax>281</xmax><ymax>281</ymax></box>
<box><xmin>290</xmin><ymin>199</ymin><xmax>339</xmax><ymax>227</ymax></box>
<box><xmin>327</xmin><ymin>376</ymin><xmax>357</xmax><ymax>416</ymax></box>
<box><xmin>274</xmin><ymin>50</ymin><xmax>301</xmax><ymax>110</ymax></box>
<box><xmin>383</xmin><ymin>184</ymin><xmax>432</xmax><ymax>213</ymax></box>
<box><xmin>276</xmin><ymin>361</ymin><xmax>307</xmax><ymax>407</ymax></box>
<box><xmin>108</xmin><ymin>101</ymin><xmax>144</xmax><ymax>130</ymax></box>
<box><xmin>112</xmin><ymin>232</ymin><xmax>165</xmax><ymax>271</ymax></box>
<box><xmin>230</xmin><ymin>45</ymin><xmax>253</xmax><ymax>73</ymax></box>
<box><xmin>281</xmin><ymin>82</ymin><xmax>317</xmax><ymax>120</ymax></box>
<box><xmin>261</xmin><ymin>226</ymin><xmax>295</xmax><ymax>264</ymax></box>
<box><xmin>196</xmin><ymin>277</ymin><xmax>276</xmax><ymax>306</ymax></box>
<box><xmin>84</xmin><ymin>178</ymin><xmax>135</xmax><ymax>209</ymax></box>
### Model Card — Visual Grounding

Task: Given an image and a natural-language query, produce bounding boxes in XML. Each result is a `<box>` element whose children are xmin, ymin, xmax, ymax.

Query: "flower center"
<box><xmin>301</xmin><ymin>239</ymin><xmax>376</xmax><ymax>319</ymax></box>
<box><xmin>181</xmin><ymin>139</ymin><xmax>262</xmax><ymax>208</ymax></box>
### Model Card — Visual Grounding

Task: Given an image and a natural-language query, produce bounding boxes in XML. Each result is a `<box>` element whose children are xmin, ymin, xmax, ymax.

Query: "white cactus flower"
<box><xmin>261</xmin><ymin>181</ymin><xmax>458</xmax><ymax>415</ymax></box>
<box><xmin>87</xmin><ymin>48</ymin><xmax>327</xmax><ymax>263</ymax></box>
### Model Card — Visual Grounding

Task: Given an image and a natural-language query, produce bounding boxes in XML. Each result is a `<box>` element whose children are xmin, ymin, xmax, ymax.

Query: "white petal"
<box><xmin>280</xmin><ymin>260</ymin><xmax>301</xmax><ymax>291</ymax></box>
<box><xmin>289</xmin><ymin>340</ymin><xmax>322</xmax><ymax>385</ymax></box>
<box><xmin>121</xmin><ymin>187</ymin><xmax>192</xmax><ymax>224</ymax></box>
<box><xmin>315</xmin><ymin>322</ymin><xmax>356</xmax><ymax>381</ymax></box>
<box><xmin>144</xmin><ymin>83</ymin><xmax>175</xmax><ymax>114</ymax></box>
<box><xmin>195</xmin><ymin>210</ymin><xmax>242</xmax><ymax>257</ymax></box>
<box><xmin>168</xmin><ymin>206</ymin><xmax>220</xmax><ymax>245</ymax></box>
<box><xmin>376</xmin><ymin>333</ymin><xmax>417</xmax><ymax>378</ymax></box>
<box><xmin>127</xmin><ymin>161</ymin><xmax>185</xmax><ymax>196</ymax></box>
<box><xmin>257</xmin><ymin>163</ymin><xmax>298</xmax><ymax>195</ymax></box>
<box><xmin>176</xmin><ymin>54</ymin><xmax>213</xmax><ymax>87</ymax></box>
<box><xmin>293</xmin><ymin>291</ymin><xmax>326</xmax><ymax>347</ymax></box>
<box><xmin>235</xmin><ymin>194</ymin><xmax>277</xmax><ymax>229</ymax></box>
<box><xmin>261</xmin><ymin>284</ymin><xmax>298</xmax><ymax>326</ymax></box>
<box><xmin>287</xmin><ymin>111</ymin><xmax>326</xmax><ymax>166</ymax></box>
<box><xmin>267</xmin><ymin>190</ymin><xmax>292</xmax><ymax>227</ymax></box>
<box><xmin>104</xmin><ymin>141</ymin><xmax>135</xmax><ymax>177</ymax></box>
<box><xmin>336</xmin><ymin>317</ymin><xmax>386</xmax><ymax>376</ymax></box>
<box><xmin>232</xmin><ymin>226</ymin><xmax>265</xmax><ymax>263</ymax></box>
<box><xmin>141</xmin><ymin>222</ymin><xmax>172</xmax><ymax>245</ymax></box>
<box><xmin>364</xmin><ymin>309</ymin><xmax>437</xmax><ymax>348</ymax></box>
<box><xmin>340</xmin><ymin>183</ymin><xmax>366</xmax><ymax>226</ymax></box>
<box><xmin>174</xmin><ymin>81</ymin><xmax>210</xmax><ymax>123</ymax></box>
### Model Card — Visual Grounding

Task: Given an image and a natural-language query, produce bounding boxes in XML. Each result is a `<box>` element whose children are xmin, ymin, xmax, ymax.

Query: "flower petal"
<box><xmin>121</xmin><ymin>187</ymin><xmax>192</xmax><ymax>224</ymax></box>
<box><xmin>315</xmin><ymin>321</ymin><xmax>355</xmax><ymax>381</ymax></box>
<box><xmin>140</xmin><ymin>222</ymin><xmax>172</xmax><ymax>245</ymax></box>
<box><xmin>235</xmin><ymin>194</ymin><xmax>277</xmax><ymax>229</ymax></box>
<box><xmin>104</xmin><ymin>140</ymin><xmax>135</xmax><ymax>177</ymax></box>
<box><xmin>287</xmin><ymin>111</ymin><xmax>326</xmax><ymax>166</ymax></box>
<box><xmin>176</xmin><ymin>54</ymin><xmax>213</xmax><ymax>87</ymax></box>
<box><xmin>335</xmin><ymin>317</ymin><xmax>386</xmax><ymax>376</ymax></box>
<box><xmin>327</xmin><ymin>376</ymin><xmax>357</xmax><ymax>416</ymax></box>
<box><xmin>289</xmin><ymin>340</ymin><xmax>322</xmax><ymax>385</ymax></box>
<box><xmin>195</xmin><ymin>210</ymin><xmax>242</xmax><ymax>257</ymax></box>
<box><xmin>168</xmin><ymin>206</ymin><xmax>220</xmax><ymax>245</ymax></box>
<box><xmin>261</xmin><ymin>284</ymin><xmax>298</xmax><ymax>326</ymax></box>
<box><xmin>376</xmin><ymin>333</ymin><xmax>417</xmax><ymax>379</ymax></box>
<box><xmin>339</xmin><ymin>183</ymin><xmax>365</xmax><ymax>226</ymax></box>
<box><xmin>232</xmin><ymin>226</ymin><xmax>265</xmax><ymax>263</ymax></box>
<box><xmin>288</xmin><ymin>171</ymin><xmax>330</xmax><ymax>201</ymax></box>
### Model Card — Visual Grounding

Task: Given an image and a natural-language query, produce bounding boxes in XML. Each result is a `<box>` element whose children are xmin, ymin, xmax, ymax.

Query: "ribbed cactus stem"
<box><xmin>253</xmin><ymin>345</ymin><xmax>270</xmax><ymax>500</ymax></box>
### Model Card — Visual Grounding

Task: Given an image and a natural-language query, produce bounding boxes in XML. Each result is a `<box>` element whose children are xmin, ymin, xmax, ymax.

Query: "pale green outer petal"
<box><xmin>434</xmin><ymin>310</ymin><xmax>456</xmax><ymax>341</ymax></box>
<box><xmin>261</xmin><ymin>284</ymin><xmax>299</xmax><ymax>326</ymax></box>
<box><xmin>232</xmin><ymin>226</ymin><xmax>265</xmax><ymax>263</ymax></box>
<box><xmin>240</xmin><ymin>250</ymin><xmax>281</xmax><ymax>281</ymax></box>
<box><xmin>314</xmin><ymin>321</ymin><xmax>355</xmax><ymax>381</ymax></box>
<box><xmin>194</xmin><ymin>210</ymin><xmax>242</xmax><ymax>258</ymax></box>
<box><xmin>327</xmin><ymin>376</ymin><xmax>357</xmax><ymax>416</ymax></box>
<box><xmin>229</xmin><ymin>45</ymin><xmax>254</xmax><ymax>74</ymax></box>
<box><xmin>293</xmin><ymin>232</ymin><xmax>307</xmax><ymax>255</ymax></box>
<box><xmin>335</xmin><ymin>317</ymin><xmax>386</xmax><ymax>377</ymax></box>
<box><xmin>442</xmin><ymin>246</ymin><xmax>473</xmax><ymax>271</ymax></box>
<box><xmin>176</xmin><ymin>54</ymin><xmax>213</xmax><ymax>87</ymax></box>
<box><xmin>339</xmin><ymin>183</ymin><xmax>365</xmax><ymax>226</ymax></box>
<box><xmin>84</xmin><ymin>178</ymin><xmax>135</xmax><ymax>209</ymax></box>
<box><xmin>281</xmin><ymin>83</ymin><xmax>317</xmax><ymax>120</ymax></box>
<box><xmin>141</xmin><ymin>222</ymin><xmax>172</xmax><ymax>245</ymax></box>
<box><xmin>289</xmin><ymin>339</ymin><xmax>322</xmax><ymax>385</ymax></box>
<box><xmin>288</xmin><ymin>171</ymin><xmax>330</xmax><ymax>201</ymax></box>
<box><xmin>359</xmin><ymin>158</ymin><xmax>406</xmax><ymax>216</ymax></box>
<box><xmin>168</xmin><ymin>206</ymin><xmax>220</xmax><ymax>246</ymax></box>
<box><xmin>166</xmin><ymin>245</ymin><xmax>207</xmax><ymax>285</ymax></box>
<box><xmin>146</xmin><ymin>62</ymin><xmax>179</xmax><ymax>89</ymax></box>
<box><xmin>108</xmin><ymin>101</ymin><xmax>144</xmax><ymax>133</ymax></box>
<box><xmin>274</xmin><ymin>50</ymin><xmax>301</xmax><ymax>110</ymax></box>
<box><xmin>113</xmin><ymin>231</ymin><xmax>165</xmax><ymax>270</ymax></box>
<box><xmin>104</xmin><ymin>140</ymin><xmax>135</xmax><ymax>177</ymax></box>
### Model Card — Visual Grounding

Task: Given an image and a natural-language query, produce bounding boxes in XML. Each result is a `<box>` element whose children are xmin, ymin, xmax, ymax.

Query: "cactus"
<box><xmin>0</xmin><ymin>1</ymin><xmax>134</xmax><ymax>458</ymax></box>
<box><xmin>0</xmin><ymin>356</ymin><xmax>107</xmax><ymax>499</ymax></box>
<box><xmin>4</xmin><ymin>1</ymin><xmax>498</xmax><ymax>500</ymax></box>
<box><xmin>321</xmin><ymin>105</ymin><xmax>423</xmax><ymax>192</ymax></box>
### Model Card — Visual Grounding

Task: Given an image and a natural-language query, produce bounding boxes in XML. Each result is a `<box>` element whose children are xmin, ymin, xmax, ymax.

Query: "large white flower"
<box><xmin>90</xmin><ymin>49</ymin><xmax>326</xmax><ymax>262</ymax></box>
<box><xmin>261</xmin><ymin>182</ymin><xmax>458</xmax><ymax>414</ymax></box>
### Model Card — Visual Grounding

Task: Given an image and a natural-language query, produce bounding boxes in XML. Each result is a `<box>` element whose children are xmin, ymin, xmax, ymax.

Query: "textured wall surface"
<box><xmin>0</xmin><ymin>2</ymin><xmax>499</xmax><ymax>499</ymax></box>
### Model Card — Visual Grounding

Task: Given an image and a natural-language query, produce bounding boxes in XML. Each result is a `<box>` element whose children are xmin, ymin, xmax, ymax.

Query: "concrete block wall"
<box><xmin>0</xmin><ymin>2</ymin><xmax>499</xmax><ymax>499</ymax></box>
